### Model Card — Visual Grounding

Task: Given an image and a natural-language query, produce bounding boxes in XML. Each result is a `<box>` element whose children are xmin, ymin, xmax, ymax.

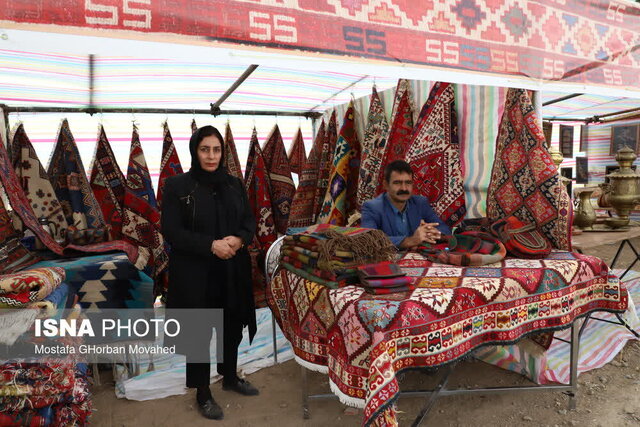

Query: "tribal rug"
<box><xmin>407</xmin><ymin>82</ymin><xmax>466</xmax><ymax>227</ymax></box>
<box><xmin>191</xmin><ymin>119</ymin><xmax>198</xmax><ymax>134</ymax></box>
<box><xmin>122</xmin><ymin>127</ymin><xmax>168</xmax><ymax>293</ymax></box>
<box><xmin>268</xmin><ymin>250</ymin><xmax>628</xmax><ymax>426</ymax></box>
<box><xmin>358</xmin><ymin>87</ymin><xmax>390</xmax><ymax>208</ymax></box>
<box><xmin>224</xmin><ymin>122</ymin><xmax>244</xmax><ymax>181</ymax></box>
<box><xmin>244</xmin><ymin>128</ymin><xmax>276</xmax><ymax>252</ymax></box>
<box><xmin>487</xmin><ymin>89</ymin><xmax>572</xmax><ymax>250</ymax></box>
<box><xmin>287</xmin><ymin>128</ymin><xmax>307</xmax><ymax>176</ymax></box>
<box><xmin>0</xmin><ymin>134</ymin><xmax>146</xmax><ymax>268</ymax></box>
<box><xmin>317</xmin><ymin>104</ymin><xmax>361</xmax><ymax>225</ymax></box>
<box><xmin>0</xmin><ymin>362</ymin><xmax>91</xmax><ymax>426</ymax></box>
<box><xmin>47</xmin><ymin>119</ymin><xmax>106</xmax><ymax>230</ymax></box>
<box><xmin>10</xmin><ymin>123</ymin><xmax>69</xmax><ymax>242</ymax></box>
<box><xmin>0</xmin><ymin>183</ymin><xmax>39</xmax><ymax>273</ymax></box>
<box><xmin>261</xmin><ymin>124</ymin><xmax>295</xmax><ymax>234</ymax></box>
<box><xmin>314</xmin><ymin>111</ymin><xmax>337</xmax><ymax>221</ymax></box>
<box><xmin>288</xmin><ymin>121</ymin><xmax>325</xmax><ymax>229</ymax></box>
<box><xmin>32</xmin><ymin>252</ymin><xmax>154</xmax><ymax>309</ymax></box>
<box><xmin>89</xmin><ymin>125</ymin><xmax>127</xmax><ymax>239</ymax></box>
<box><xmin>156</xmin><ymin>122</ymin><xmax>183</xmax><ymax>210</ymax></box>
<box><xmin>376</xmin><ymin>79</ymin><xmax>415</xmax><ymax>195</ymax></box>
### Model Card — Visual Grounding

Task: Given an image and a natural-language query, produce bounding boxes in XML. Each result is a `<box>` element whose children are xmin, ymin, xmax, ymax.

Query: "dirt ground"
<box><xmin>91</xmin><ymin>238</ymin><xmax>640</xmax><ymax>427</ymax></box>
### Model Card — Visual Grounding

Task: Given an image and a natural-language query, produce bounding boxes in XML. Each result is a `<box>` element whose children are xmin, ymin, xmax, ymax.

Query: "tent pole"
<box><xmin>210</xmin><ymin>64</ymin><xmax>259</xmax><ymax>114</ymax></box>
<box><xmin>542</xmin><ymin>93</ymin><xmax>583</xmax><ymax>106</ymax></box>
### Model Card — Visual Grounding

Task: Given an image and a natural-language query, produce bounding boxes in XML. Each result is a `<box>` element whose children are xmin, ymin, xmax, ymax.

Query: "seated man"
<box><xmin>361</xmin><ymin>160</ymin><xmax>451</xmax><ymax>249</ymax></box>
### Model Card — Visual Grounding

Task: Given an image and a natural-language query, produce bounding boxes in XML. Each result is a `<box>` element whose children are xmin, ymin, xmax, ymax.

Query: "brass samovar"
<box><xmin>600</xmin><ymin>146</ymin><xmax>640</xmax><ymax>228</ymax></box>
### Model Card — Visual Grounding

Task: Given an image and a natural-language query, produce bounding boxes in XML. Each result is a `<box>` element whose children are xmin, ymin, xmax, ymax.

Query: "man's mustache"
<box><xmin>396</xmin><ymin>190</ymin><xmax>410</xmax><ymax>196</ymax></box>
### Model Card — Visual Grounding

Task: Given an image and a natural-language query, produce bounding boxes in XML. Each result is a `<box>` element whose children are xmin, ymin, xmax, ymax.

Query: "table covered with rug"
<box><xmin>267</xmin><ymin>250</ymin><xmax>629</xmax><ymax>426</ymax></box>
<box><xmin>31</xmin><ymin>253</ymin><xmax>154</xmax><ymax>309</ymax></box>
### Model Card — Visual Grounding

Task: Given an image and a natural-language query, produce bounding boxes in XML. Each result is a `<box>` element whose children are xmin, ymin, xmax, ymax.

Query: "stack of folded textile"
<box><xmin>281</xmin><ymin>224</ymin><xmax>396</xmax><ymax>288</ymax></box>
<box><xmin>0</xmin><ymin>266</ymin><xmax>92</xmax><ymax>425</ymax></box>
<box><xmin>0</xmin><ymin>267</ymin><xmax>66</xmax><ymax>313</ymax></box>
<box><xmin>356</xmin><ymin>261</ymin><xmax>415</xmax><ymax>294</ymax></box>
<box><xmin>0</xmin><ymin>361</ymin><xmax>92</xmax><ymax>425</ymax></box>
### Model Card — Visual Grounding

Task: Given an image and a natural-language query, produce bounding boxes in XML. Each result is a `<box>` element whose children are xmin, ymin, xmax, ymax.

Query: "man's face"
<box><xmin>384</xmin><ymin>171</ymin><xmax>413</xmax><ymax>204</ymax></box>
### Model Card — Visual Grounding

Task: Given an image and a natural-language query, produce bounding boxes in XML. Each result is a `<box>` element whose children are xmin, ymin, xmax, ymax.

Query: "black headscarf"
<box><xmin>189</xmin><ymin>125</ymin><xmax>228</xmax><ymax>188</ymax></box>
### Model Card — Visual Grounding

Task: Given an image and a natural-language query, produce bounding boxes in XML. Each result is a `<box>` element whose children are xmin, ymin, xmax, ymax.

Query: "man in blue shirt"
<box><xmin>361</xmin><ymin>160</ymin><xmax>451</xmax><ymax>249</ymax></box>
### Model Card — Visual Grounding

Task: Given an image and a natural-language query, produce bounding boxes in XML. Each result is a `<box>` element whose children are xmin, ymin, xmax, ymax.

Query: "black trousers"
<box><xmin>187</xmin><ymin>287</ymin><xmax>242</xmax><ymax>388</ymax></box>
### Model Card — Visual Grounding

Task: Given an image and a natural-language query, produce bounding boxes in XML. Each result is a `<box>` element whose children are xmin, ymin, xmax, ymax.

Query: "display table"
<box><xmin>267</xmin><ymin>250</ymin><xmax>629</xmax><ymax>426</ymax></box>
<box><xmin>30</xmin><ymin>252</ymin><xmax>153</xmax><ymax>309</ymax></box>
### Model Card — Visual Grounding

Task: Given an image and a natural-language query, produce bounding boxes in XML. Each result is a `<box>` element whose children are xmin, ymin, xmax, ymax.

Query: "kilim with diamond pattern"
<box><xmin>156</xmin><ymin>122</ymin><xmax>183</xmax><ymax>210</ymax></box>
<box><xmin>486</xmin><ymin>89</ymin><xmax>572</xmax><ymax>250</ymax></box>
<box><xmin>358</xmin><ymin>87</ymin><xmax>389</xmax><ymax>208</ymax></box>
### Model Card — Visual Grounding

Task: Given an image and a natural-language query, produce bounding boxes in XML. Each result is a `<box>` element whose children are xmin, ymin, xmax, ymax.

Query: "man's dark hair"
<box><xmin>384</xmin><ymin>160</ymin><xmax>413</xmax><ymax>182</ymax></box>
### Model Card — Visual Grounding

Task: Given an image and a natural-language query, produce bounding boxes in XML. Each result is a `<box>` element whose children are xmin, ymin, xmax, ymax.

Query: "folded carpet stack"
<box><xmin>282</xmin><ymin>224</ymin><xmax>396</xmax><ymax>288</ymax></box>
<box><xmin>0</xmin><ymin>266</ymin><xmax>92</xmax><ymax>425</ymax></box>
<box><xmin>0</xmin><ymin>361</ymin><xmax>92</xmax><ymax>426</ymax></box>
<box><xmin>356</xmin><ymin>261</ymin><xmax>414</xmax><ymax>294</ymax></box>
<box><xmin>0</xmin><ymin>267</ymin><xmax>66</xmax><ymax>313</ymax></box>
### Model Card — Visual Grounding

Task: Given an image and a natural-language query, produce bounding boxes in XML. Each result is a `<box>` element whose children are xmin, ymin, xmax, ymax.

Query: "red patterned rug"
<box><xmin>122</xmin><ymin>127</ymin><xmax>169</xmax><ymax>292</ymax></box>
<box><xmin>156</xmin><ymin>122</ymin><xmax>183</xmax><ymax>210</ymax></box>
<box><xmin>314</xmin><ymin>111</ymin><xmax>337</xmax><ymax>221</ymax></box>
<box><xmin>487</xmin><ymin>89</ymin><xmax>572</xmax><ymax>250</ymax></box>
<box><xmin>89</xmin><ymin>125</ymin><xmax>127</xmax><ymax>239</ymax></box>
<box><xmin>376</xmin><ymin>79</ymin><xmax>415</xmax><ymax>195</ymax></box>
<box><xmin>317</xmin><ymin>103</ymin><xmax>361</xmax><ymax>226</ymax></box>
<box><xmin>47</xmin><ymin>119</ymin><xmax>106</xmax><ymax>230</ymax></box>
<box><xmin>261</xmin><ymin>124</ymin><xmax>295</xmax><ymax>234</ymax></box>
<box><xmin>287</xmin><ymin>128</ymin><xmax>307</xmax><ymax>176</ymax></box>
<box><xmin>407</xmin><ymin>82</ymin><xmax>466</xmax><ymax>227</ymax></box>
<box><xmin>0</xmin><ymin>182</ymin><xmax>39</xmax><ymax>273</ymax></box>
<box><xmin>0</xmin><ymin>133</ymin><xmax>145</xmax><ymax>268</ymax></box>
<box><xmin>11</xmin><ymin>123</ymin><xmax>68</xmax><ymax>242</ymax></box>
<box><xmin>223</xmin><ymin>122</ymin><xmax>244</xmax><ymax>181</ymax></box>
<box><xmin>244</xmin><ymin>128</ymin><xmax>276</xmax><ymax>252</ymax></box>
<box><xmin>268</xmin><ymin>250</ymin><xmax>628</xmax><ymax>426</ymax></box>
<box><xmin>288</xmin><ymin>121</ymin><xmax>325</xmax><ymax>229</ymax></box>
<box><xmin>358</xmin><ymin>87</ymin><xmax>390</xmax><ymax>208</ymax></box>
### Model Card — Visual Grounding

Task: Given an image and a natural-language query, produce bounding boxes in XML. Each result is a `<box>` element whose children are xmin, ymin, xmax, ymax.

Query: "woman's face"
<box><xmin>197</xmin><ymin>135</ymin><xmax>222</xmax><ymax>172</ymax></box>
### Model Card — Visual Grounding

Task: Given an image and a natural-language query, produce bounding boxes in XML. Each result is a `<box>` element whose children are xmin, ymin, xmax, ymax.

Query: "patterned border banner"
<box><xmin>1</xmin><ymin>0</ymin><xmax>639</xmax><ymax>91</ymax></box>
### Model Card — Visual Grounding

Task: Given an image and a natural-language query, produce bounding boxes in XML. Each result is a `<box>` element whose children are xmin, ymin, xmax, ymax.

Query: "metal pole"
<box><xmin>0</xmin><ymin>104</ymin><xmax>321</xmax><ymax>119</ymax></box>
<box><xmin>210</xmin><ymin>64</ymin><xmax>259</xmax><ymax>113</ymax></box>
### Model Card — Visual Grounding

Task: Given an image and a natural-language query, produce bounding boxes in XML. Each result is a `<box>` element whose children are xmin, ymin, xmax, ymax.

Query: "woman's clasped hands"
<box><xmin>211</xmin><ymin>236</ymin><xmax>243</xmax><ymax>259</ymax></box>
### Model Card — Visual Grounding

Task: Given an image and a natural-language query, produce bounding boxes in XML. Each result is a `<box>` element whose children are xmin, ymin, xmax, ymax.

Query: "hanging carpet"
<box><xmin>122</xmin><ymin>127</ymin><xmax>169</xmax><ymax>293</ymax></box>
<box><xmin>0</xmin><ymin>182</ymin><xmax>39</xmax><ymax>273</ymax></box>
<box><xmin>156</xmin><ymin>122</ymin><xmax>183</xmax><ymax>210</ymax></box>
<box><xmin>244</xmin><ymin>128</ymin><xmax>277</xmax><ymax>251</ymax></box>
<box><xmin>261</xmin><ymin>124</ymin><xmax>295</xmax><ymax>234</ymax></box>
<box><xmin>10</xmin><ymin>123</ymin><xmax>69</xmax><ymax>242</ymax></box>
<box><xmin>287</xmin><ymin>128</ymin><xmax>307</xmax><ymax>176</ymax></box>
<box><xmin>191</xmin><ymin>119</ymin><xmax>198</xmax><ymax>134</ymax></box>
<box><xmin>0</xmin><ymin>133</ymin><xmax>147</xmax><ymax>269</ymax></box>
<box><xmin>89</xmin><ymin>125</ymin><xmax>127</xmax><ymax>239</ymax></box>
<box><xmin>288</xmin><ymin>120</ymin><xmax>325</xmax><ymax>229</ymax></box>
<box><xmin>316</xmin><ymin>103</ymin><xmax>361</xmax><ymax>226</ymax></box>
<box><xmin>313</xmin><ymin>111</ymin><xmax>337</xmax><ymax>221</ymax></box>
<box><xmin>358</xmin><ymin>87</ymin><xmax>389</xmax><ymax>208</ymax></box>
<box><xmin>224</xmin><ymin>122</ymin><xmax>244</xmax><ymax>181</ymax></box>
<box><xmin>375</xmin><ymin>79</ymin><xmax>415</xmax><ymax>195</ymax></box>
<box><xmin>486</xmin><ymin>89</ymin><xmax>572</xmax><ymax>250</ymax></box>
<box><xmin>47</xmin><ymin>119</ymin><xmax>106</xmax><ymax>232</ymax></box>
<box><xmin>406</xmin><ymin>82</ymin><xmax>466</xmax><ymax>227</ymax></box>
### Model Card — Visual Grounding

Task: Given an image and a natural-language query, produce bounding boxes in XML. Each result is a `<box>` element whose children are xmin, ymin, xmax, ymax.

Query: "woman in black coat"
<box><xmin>161</xmin><ymin>125</ymin><xmax>258</xmax><ymax>420</ymax></box>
